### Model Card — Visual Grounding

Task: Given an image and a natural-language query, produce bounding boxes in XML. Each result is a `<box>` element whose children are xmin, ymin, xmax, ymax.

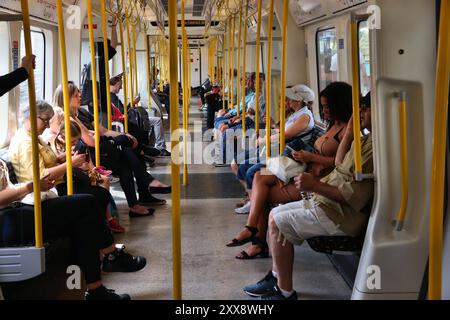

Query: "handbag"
<box><xmin>266</xmin><ymin>156</ymin><xmax>307</xmax><ymax>184</ymax></box>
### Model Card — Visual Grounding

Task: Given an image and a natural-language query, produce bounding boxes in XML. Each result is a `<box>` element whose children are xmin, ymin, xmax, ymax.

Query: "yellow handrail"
<box><xmin>241</xmin><ymin>0</ymin><xmax>249</xmax><ymax>136</ymax></box>
<box><xmin>254</xmin><ymin>0</ymin><xmax>262</xmax><ymax>136</ymax></box>
<box><xmin>279</xmin><ymin>0</ymin><xmax>289</xmax><ymax>155</ymax></box>
<box><xmin>429</xmin><ymin>0</ymin><xmax>450</xmax><ymax>301</ymax></box>
<box><xmin>20</xmin><ymin>0</ymin><xmax>43</xmax><ymax>248</ymax></box>
<box><xmin>56</xmin><ymin>0</ymin><xmax>73</xmax><ymax>196</ymax></box>
<box><xmin>393</xmin><ymin>92</ymin><xmax>409</xmax><ymax>231</ymax></box>
<box><xmin>236</xmin><ymin>4</ymin><xmax>242</xmax><ymax>117</ymax></box>
<box><xmin>118</xmin><ymin>16</ymin><xmax>129</xmax><ymax>133</ymax></box>
<box><xmin>168</xmin><ymin>0</ymin><xmax>182</xmax><ymax>300</ymax></box>
<box><xmin>265</xmin><ymin>0</ymin><xmax>274</xmax><ymax>159</ymax></box>
<box><xmin>350</xmin><ymin>16</ymin><xmax>363</xmax><ymax>180</ymax></box>
<box><xmin>100</xmin><ymin>0</ymin><xmax>112</xmax><ymax>130</ymax></box>
<box><xmin>227</xmin><ymin>17</ymin><xmax>232</xmax><ymax>107</ymax></box>
<box><xmin>182</xmin><ymin>0</ymin><xmax>189</xmax><ymax>186</ymax></box>
<box><xmin>125</xmin><ymin>17</ymin><xmax>134</xmax><ymax>109</ymax></box>
<box><xmin>87</xmin><ymin>0</ymin><xmax>101</xmax><ymax>167</ymax></box>
<box><xmin>222</xmin><ymin>22</ymin><xmax>227</xmax><ymax>111</ymax></box>
<box><xmin>132</xmin><ymin>22</ymin><xmax>138</xmax><ymax>99</ymax></box>
<box><xmin>230</xmin><ymin>15</ymin><xmax>236</xmax><ymax>108</ymax></box>
<box><xmin>145</xmin><ymin>33</ymin><xmax>151</xmax><ymax>113</ymax></box>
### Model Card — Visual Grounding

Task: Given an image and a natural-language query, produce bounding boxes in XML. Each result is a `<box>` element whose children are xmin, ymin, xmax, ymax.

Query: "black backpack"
<box><xmin>128</xmin><ymin>107</ymin><xmax>151</xmax><ymax>132</ymax></box>
<box><xmin>81</xmin><ymin>64</ymin><xmax>99</xmax><ymax>113</ymax></box>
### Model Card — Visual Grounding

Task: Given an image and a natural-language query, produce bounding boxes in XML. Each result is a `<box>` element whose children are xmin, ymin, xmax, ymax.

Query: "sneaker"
<box><xmin>236</xmin><ymin>196</ymin><xmax>250</xmax><ymax>208</ymax></box>
<box><xmin>139</xmin><ymin>195</ymin><xmax>167</xmax><ymax>206</ymax></box>
<box><xmin>261</xmin><ymin>286</ymin><xmax>298</xmax><ymax>301</ymax></box>
<box><xmin>109</xmin><ymin>175</ymin><xmax>120</xmax><ymax>184</ymax></box>
<box><xmin>243</xmin><ymin>271</ymin><xmax>278</xmax><ymax>297</ymax></box>
<box><xmin>235</xmin><ymin>201</ymin><xmax>251</xmax><ymax>215</ymax></box>
<box><xmin>108</xmin><ymin>218</ymin><xmax>125</xmax><ymax>233</ymax></box>
<box><xmin>85</xmin><ymin>285</ymin><xmax>131</xmax><ymax>301</ymax></box>
<box><xmin>102</xmin><ymin>247</ymin><xmax>147</xmax><ymax>273</ymax></box>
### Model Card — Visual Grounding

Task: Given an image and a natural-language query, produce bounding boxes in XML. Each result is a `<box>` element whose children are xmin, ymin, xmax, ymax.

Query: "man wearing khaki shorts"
<box><xmin>243</xmin><ymin>92</ymin><xmax>374</xmax><ymax>300</ymax></box>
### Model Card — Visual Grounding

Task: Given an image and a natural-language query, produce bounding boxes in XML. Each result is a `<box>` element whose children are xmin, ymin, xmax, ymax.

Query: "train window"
<box><xmin>317</xmin><ymin>28</ymin><xmax>338</xmax><ymax>93</ymax></box>
<box><xmin>358</xmin><ymin>20</ymin><xmax>371</xmax><ymax>96</ymax></box>
<box><xmin>0</xmin><ymin>22</ymin><xmax>10</xmax><ymax>148</ymax></box>
<box><xmin>19</xmin><ymin>29</ymin><xmax>45</xmax><ymax>124</ymax></box>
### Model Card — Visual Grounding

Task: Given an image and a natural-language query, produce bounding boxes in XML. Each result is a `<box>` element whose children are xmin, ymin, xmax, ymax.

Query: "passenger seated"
<box><xmin>0</xmin><ymin>160</ymin><xmax>146</xmax><ymax>300</ymax></box>
<box><xmin>0</xmin><ymin>65</ymin><xmax>145</xmax><ymax>300</ymax></box>
<box><xmin>110</xmin><ymin>74</ymin><xmax>170</xmax><ymax>157</ymax></box>
<box><xmin>232</xmin><ymin>84</ymin><xmax>317</xmax><ymax>214</ymax></box>
<box><xmin>228</xmin><ymin>83</ymin><xmax>353</xmax><ymax>259</ymax></box>
<box><xmin>53</xmin><ymin>83</ymin><xmax>170</xmax><ymax>217</ymax></box>
<box><xmin>9</xmin><ymin>101</ymin><xmax>126</xmax><ymax>232</ymax></box>
<box><xmin>243</xmin><ymin>92</ymin><xmax>373</xmax><ymax>300</ymax></box>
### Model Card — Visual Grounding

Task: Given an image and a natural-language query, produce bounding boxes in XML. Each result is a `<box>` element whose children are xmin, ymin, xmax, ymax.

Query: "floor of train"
<box><xmin>101</xmin><ymin>99</ymin><xmax>352</xmax><ymax>300</ymax></box>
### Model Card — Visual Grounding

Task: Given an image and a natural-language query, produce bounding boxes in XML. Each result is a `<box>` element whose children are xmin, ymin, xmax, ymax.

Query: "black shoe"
<box><xmin>243</xmin><ymin>271</ymin><xmax>277</xmax><ymax>297</ymax></box>
<box><xmin>149</xmin><ymin>186</ymin><xmax>172</xmax><ymax>194</ymax></box>
<box><xmin>85</xmin><ymin>285</ymin><xmax>131</xmax><ymax>300</ymax></box>
<box><xmin>142</xmin><ymin>145</ymin><xmax>162</xmax><ymax>157</ymax></box>
<box><xmin>139</xmin><ymin>195</ymin><xmax>167</xmax><ymax>206</ymax></box>
<box><xmin>157</xmin><ymin>149</ymin><xmax>171</xmax><ymax>157</ymax></box>
<box><xmin>261</xmin><ymin>285</ymin><xmax>298</xmax><ymax>301</ymax></box>
<box><xmin>129</xmin><ymin>208</ymin><xmax>155</xmax><ymax>218</ymax></box>
<box><xmin>102</xmin><ymin>247</ymin><xmax>147</xmax><ymax>273</ymax></box>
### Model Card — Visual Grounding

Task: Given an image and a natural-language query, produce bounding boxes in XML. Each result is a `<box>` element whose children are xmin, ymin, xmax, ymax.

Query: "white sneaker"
<box><xmin>235</xmin><ymin>201</ymin><xmax>251</xmax><ymax>214</ymax></box>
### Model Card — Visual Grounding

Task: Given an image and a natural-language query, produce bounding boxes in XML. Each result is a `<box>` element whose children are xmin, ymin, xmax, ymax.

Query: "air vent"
<box><xmin>193</xmin><ymin>0</ymin><xmax>207</xmax><ymax>17</ymax></box>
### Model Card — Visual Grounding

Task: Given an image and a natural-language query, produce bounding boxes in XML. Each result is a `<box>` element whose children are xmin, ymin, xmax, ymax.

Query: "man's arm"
<box><xmin>295</xmin><ymin>172</ymin><xmax>347</xmax><ymax>205</ymax></box>
<box><xmin>0</xmin><ymin>55</ymin><xmax>34</xmax><ymax>96</ymax></box>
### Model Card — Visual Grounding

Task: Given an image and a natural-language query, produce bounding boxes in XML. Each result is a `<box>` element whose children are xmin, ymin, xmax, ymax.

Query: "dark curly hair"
<box><xmin>319</xmin><ymin>82</ymin><xmax>353</xmax><ymax>129</ymax></box>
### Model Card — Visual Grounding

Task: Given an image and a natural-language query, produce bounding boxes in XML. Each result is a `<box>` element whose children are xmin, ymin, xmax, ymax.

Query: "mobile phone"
<box><xmin>286</xmin><ymin>145</ymin><xmax>295</xmax><ymax>154</ymax></box>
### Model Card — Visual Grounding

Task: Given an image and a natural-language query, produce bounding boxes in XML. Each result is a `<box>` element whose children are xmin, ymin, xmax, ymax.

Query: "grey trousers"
<box><xmin>148</xmin><ymin>116</ymin><xmax>166</xmax><ymax>150</ymax></box>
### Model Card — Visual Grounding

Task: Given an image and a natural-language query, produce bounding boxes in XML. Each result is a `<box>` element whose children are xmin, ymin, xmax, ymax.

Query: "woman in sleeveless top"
<box><xmin>227</xmin><ymin>82</ymin><xmax>353</xmax><ymax>259</ymax></box>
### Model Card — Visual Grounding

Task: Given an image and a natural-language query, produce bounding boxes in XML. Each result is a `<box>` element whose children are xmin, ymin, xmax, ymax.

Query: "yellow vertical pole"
<box><xmin>279</xmin><ymin>0</ymin><xmax>289</xmax><ymax>154</ymax></box>
<box><xmin>146</xmin><ymin>33</ymin><xmax>151</xmax><ymax>113</ymax></box>
<box><xmin>236</xmin><ymin>5</ymin><xmax>242</xmax><ymax>117</ymax></box>
<box><xmin>230</xmin><ymin>15</ymin><xmax>236</xmax><ymax>108</ymax></box>
<box><xmin>254</xmin><ymin>0</ymin><xmax>262</xmax><ymax>136</ymax></box>
<box><xmin>350</xmin><ymin>17</ymin><xmax>363</xmax><ymax>179</ymax></box>
<box><xmin>132</xmin><ymin>22</ymin><xmax>138</xmax><ymax>98</ymax></box>
<box><xmin>158</xmin><ymin>37</ymin><xmax>163</xmax><ymax>92</ymax></box>
<box><xmin>182</xmin><ymin>0</ymin><xmax>188</xmax><ymax>186</ymax></box>
<box><xmin>56</xmin><ymin>0</ymin><xmax>73</xmax><ymax>195</ymax></box>
<box><xmin>100</xmin><ymin>0</ymin><xmax>112</xmax><ymax>130</ymax></box>
<box><xmin>118</xmin><ymin>16</ymin><xmax>129</xmax><ymax>133</ymax></box>
<box><xmin>265</xmin><ymin>0</ymin><xmax>274</xmax><ymax>159</ymax></box>
<box><xmin>126</xmin><ymin>17</ymin><xmax>134</xmax><ymax>109</ymax></box>
<box><xmin>227</xmin><ymin>18</ymin><xmax>232</xmax><ymax>107</ymax></box>
<box><xmin>429</xmin><ymin>0</ymin><xmax>450</xmax><ymax>301</ymax></box>
<box><xmin>222</xmin><ymin>30</ymin><xmax>227</xmax><ymax>110</ymax></box>
<box><xmin>87</xmin><ymin>0</ymin><xmax>101</xmax><ymax>167</ymax></box>
<box><xmin>241</xmin><ymin>0</ymin><xmax>248</xmax><ymax>135</ymax></box>
<box><xmin>168</xmin><ymin>0</ymin><xmax>182</xmax><ymax>300</ymax></box>
<box><xmin>20</xmin><ymin>0</ymin><xmax>43</xmax><ymax>248</ymax></box>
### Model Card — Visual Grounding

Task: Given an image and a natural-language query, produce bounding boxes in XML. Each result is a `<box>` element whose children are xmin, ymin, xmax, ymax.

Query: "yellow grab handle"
<box><xmin>118</xmin><ymin>16</ymin><xmax>129</xmax><ymax>133</ymax></box>
<box><xmin>350</xmin><ymin>17</ymin><xmax>363</xmax><ymax>180</ymax></box>
<box><xmin>429</xmin><ymin>0</ymin><xmax>450</xmax><ymax>301</ymax></box>
<box><xmin>254</xmin><ymin>0</ymin><xmax>262</xmax><ymax>136</ymax></box>
<box><xmin>56</xmin><ymin>0</ymin><xmax>73</xmax><ymax>196</ymax></box>
<box><xmin>100</xmin><ymin>0</ymin><xmax>112</xmax><ymax>130</ymax></box>
<box><xmin>168</xmin><ymin>0</ymin><xmax>182</xmax><ymax>300</ymax></box>
<box><xmin>279</xmin><ymin>0</ymin><xmax>289</xmax><ymax>155</ymax></box>
<box><xmin>266</xmin><ymin>0</ymin><xmax>275</xmax><ymax>159</ymax></box>
<box><xmin>20</xmin><ymin>0</ymin><xmax>43</xmax><ymax>248</ymax></box>
<box><xmin>393</xmin><ymin>92</ymin><xmax>409</xmax><ymax>231</ymax></box>
<box><xmin>86</xmin><ymin>0</ymin><xmax>101</xmax><ymax>167</ymax></box>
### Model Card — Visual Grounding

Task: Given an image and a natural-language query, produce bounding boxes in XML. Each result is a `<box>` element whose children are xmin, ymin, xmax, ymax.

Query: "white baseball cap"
<box><xmin>285</xmin><ymin>84</ymin><xmax>315</xmax><ymax>103</ymax></box>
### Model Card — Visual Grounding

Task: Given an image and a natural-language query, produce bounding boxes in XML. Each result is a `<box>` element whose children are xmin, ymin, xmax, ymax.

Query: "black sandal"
<box><xmin>235</xmin><ymin>239</ymin><xmax>269</xmax><ymax>260</ymax></box>
<box><xmin>226</xmin><ymin>226</ymin><xmax>258</xmax><ymax>247</ymax></box>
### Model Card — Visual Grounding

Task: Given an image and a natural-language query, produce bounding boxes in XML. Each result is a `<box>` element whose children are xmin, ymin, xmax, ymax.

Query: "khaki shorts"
<box><xmin>272</xmin><ymin>201</ymin><xmax>345</xmax><ymax>246</ymax></box>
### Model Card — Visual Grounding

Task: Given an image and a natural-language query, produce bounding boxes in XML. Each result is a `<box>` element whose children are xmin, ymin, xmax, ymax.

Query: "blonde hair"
<box><xmin>50</xmin><ymin>106</ymin><xmax>65</xmax><ymax>127</ymax></box>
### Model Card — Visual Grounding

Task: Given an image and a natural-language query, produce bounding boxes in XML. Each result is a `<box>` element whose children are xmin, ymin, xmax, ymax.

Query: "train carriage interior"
<box><xmin>0</xmin><ymin>0</ymin><xmax>450</xmax><ymax>302</ymax></box>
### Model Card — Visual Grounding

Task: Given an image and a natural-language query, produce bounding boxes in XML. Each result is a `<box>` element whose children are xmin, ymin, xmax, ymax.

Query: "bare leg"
<box><xmin>269</xmin><ymin>211</ymin><xmax>294</xmax><ymax>292</ymax></box>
